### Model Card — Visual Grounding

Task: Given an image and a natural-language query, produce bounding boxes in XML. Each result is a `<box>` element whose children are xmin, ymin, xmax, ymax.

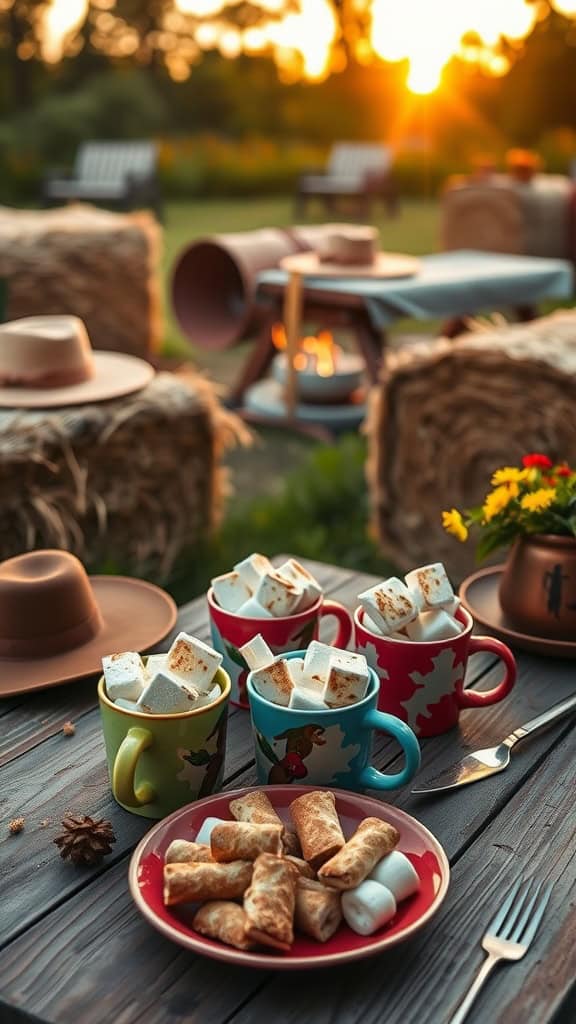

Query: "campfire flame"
<box><xmin>272</xmin><ymin>323</ymin><xmax>340</xmax><ymax>377</ymax></box>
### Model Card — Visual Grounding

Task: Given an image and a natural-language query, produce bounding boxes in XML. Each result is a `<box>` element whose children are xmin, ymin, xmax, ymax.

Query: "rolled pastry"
<box><xmin>243</xmin><ymin>853</ymin><xmax>298</xmax><ymax>951</ymax></box>
<box><xmin>341</xmin><ymin>880</ymin><xmax>397</xmax><ymax>936</ymax></box>
<box><xmin>295</xmin><ymin>877</ymin><xmax>342</xmax><ymax>943</ymax></box>
<box><xmin>285</xmin><ymin>855</ymin><xmax>316</xmax><ymax>879</ymax></box>
<box><xmin>282</xmin><ymin>830</ymin><xmax>302</xmax><ymax>858</ymax></box>
<box><xmin>289</xmin><ymin>791</ymin><xmax>345</xmax><ymax>871</ymax></box>
<box><xmin>165</xmin><ymin>840</ymin><xmax>213</xmax><ymax>864</ymax></box>
<box><xmin>229</xmin><ymin>790</ymin><xmax>284</xmax><ymax>828</ymax></box>
<box><xmin>318</xmin><ymin>817</ymin><xmax>400</xmax><ymax>890</ymax></box>
<box><xmin>163</xmin><ymin>860</ymin><xmax>253</xmax><ymax>906</ymax></box>
<box><xmin>210</xmin><ymin>822</ymin><xmax>283</xmax><ymax>862</ymax></box>
<box><xmin>368</xmin><ymin>851</ymin><xmax>420</xmax><ymax>903</ymax></box>
<box><xmin>193</xmin><ymin>901</ymin><xmax>257</xmax><ymax>951</ymax></box>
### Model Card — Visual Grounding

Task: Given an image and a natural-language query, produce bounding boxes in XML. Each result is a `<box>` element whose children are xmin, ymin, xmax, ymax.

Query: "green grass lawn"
<box><xmin>161</xmin><ymin>197</ymin><xmax>441</xmax><ymax>362</ymax></box>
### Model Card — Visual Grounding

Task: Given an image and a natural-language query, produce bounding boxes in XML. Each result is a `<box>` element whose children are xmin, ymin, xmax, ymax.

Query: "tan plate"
<box><xmin>459</xmin><ymin>565</ymin><xmax>576</xmax><ymax>659</ymax></box>
<box><xmin>280</xmin><ymin>252</ymin><xmax>420</xmax><ymax>279</ymax></box>
<box><xmin>0</xmin><ymin>577</ymin><xmax>177</xmax><ymax>697</ymax></box>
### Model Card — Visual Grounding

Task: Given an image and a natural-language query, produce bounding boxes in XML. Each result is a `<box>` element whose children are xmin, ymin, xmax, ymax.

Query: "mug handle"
<box><xmin>358</xmin><ymin>709</ymin><xmax>421</xmax><ymax>791</ymax></box>
<box><xmin>112</xmin><ymin>727</ymin><xmax>156</xmax><ymax>808</ymax></box>
<box><xmin>456</xmin><ymin>636</ymin><xmax>517</xmax><ymax>709</ymax></box>
<box><xmin>319</xmin><ymin>599</ymin><xmax>353</xmax><ymax>648</ymax></box>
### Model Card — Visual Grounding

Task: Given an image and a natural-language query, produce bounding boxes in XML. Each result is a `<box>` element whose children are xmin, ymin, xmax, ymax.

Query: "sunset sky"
<box><xmin>42</xmin><ymin>0</ymin><xmax>576</xmax><ymax>92</ymax></box>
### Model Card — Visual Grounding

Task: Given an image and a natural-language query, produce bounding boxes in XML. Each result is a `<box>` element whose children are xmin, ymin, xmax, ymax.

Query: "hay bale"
<box><xmin>0</xmin><ymin>372</ymin><xmax>247</xmax><ymax>578</ymax></box>
<box><xmin>367</xmin><ymin>311</ymin><xmax>576</xmax><ymax>582</ymax></box>
<box><xmin>0</xmin><ymin>204</ymin><xmax>162</xmax><ymax>357</ymax></box>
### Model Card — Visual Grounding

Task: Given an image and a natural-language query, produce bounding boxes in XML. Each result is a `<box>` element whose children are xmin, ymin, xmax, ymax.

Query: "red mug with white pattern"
<box><xmin>354</xmin><ymin>606</ymin><xmax>516</xmax><ymax>737</ymax></box>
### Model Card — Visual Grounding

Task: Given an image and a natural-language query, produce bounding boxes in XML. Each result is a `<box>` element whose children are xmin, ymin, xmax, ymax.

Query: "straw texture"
<box><xmin>0</xmin><ymin>372</ymin><xmax>246</xmax><ymax>578</ymax></box>
<box><xmin>0</xmin><ymin>204</ymin><xmax>161</xmax><ymax>356</ymax></box>
<box><xmin>367</xmin><ymin>311</ymin><xmax>576</xmax><ymax>582</ymax></box>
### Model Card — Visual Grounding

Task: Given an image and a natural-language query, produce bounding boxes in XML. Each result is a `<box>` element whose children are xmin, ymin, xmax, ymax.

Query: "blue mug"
<box><xmin>247</xmin><ymin>651</ymin><xmax>421</xmax><ymax>792</ymax></box>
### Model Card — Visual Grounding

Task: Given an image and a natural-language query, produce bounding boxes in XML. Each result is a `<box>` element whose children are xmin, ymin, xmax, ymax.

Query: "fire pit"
<box><xmin>244</xmin><ymin>323</ymin><xmax>367</xmax><ymax>431</ymax></box>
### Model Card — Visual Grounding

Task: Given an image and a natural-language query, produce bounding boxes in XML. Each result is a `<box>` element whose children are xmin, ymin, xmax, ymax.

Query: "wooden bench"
<box><xmin>43</xmin><ymin>141</ymin><xmax>162</xmax><ymax>219</ymax></box>
<box><xmin>295</xmin><ymin>142</ymin><xmax>398</xmax><ymax>218</ymax></box>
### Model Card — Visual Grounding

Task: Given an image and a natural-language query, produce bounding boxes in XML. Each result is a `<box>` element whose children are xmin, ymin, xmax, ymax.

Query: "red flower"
<box><xmin>542</xmin><ymin>475</ymin><xmax>557</xmax><ymax>487</ymax></box>
<box><xmin>556</xmin><ymin>463</ymin><xmax>572</xmax><ymax>477</ymax></box>
<box><xmin>522</xmin><ymin>454</ymin><xmax>552</xmax><ymax>469</ymax></box>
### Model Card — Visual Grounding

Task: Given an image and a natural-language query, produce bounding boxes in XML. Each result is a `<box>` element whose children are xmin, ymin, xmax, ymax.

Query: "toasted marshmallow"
<box><xmin>233</xmin><ymin>553</ymin><xmax>273</xmax><ymax>591</ymax></box>
<box><xmin>358</xmin><ymin>578</ymin><xmax>418</xmax><ymax>635</ymax></box>
<box><xmin>250</xmin><ymin>658</ymin><xmax>295</xmax><ymax>706</ymax></box>
<box><xmin>114</xmin><ymin>698</ymin><xmax>143</xmax><ymax>712</ymax></box>
<box><xmin>212</xmin><ymin>570</ymin><xmax>252</xmax><ymax>612</ymax></box>
<box><xmin>405</xmin><ymin>609</ymin><xmax>462</xmax><ymax>642</ymax></box>
<box><xmin>341</xmin><ymin>880</ymin><xmax>397</xmax><ymax>936</ymax></box>
<box><xmin>138</xmin><ymin>670</ymin><xmax>200</xmax><ymax>714</ymax></box>
<box><xmin>239</xmin><ymin>634</ymin><xmax>275</xmax><ymax>671</ymax></box>
<box><xmin>405</xmin><ymin>563</ymin><xmax>454</xmax><ymax>611</ymax></box>
<box><xmin>368</xmin><ymin>851</ymin><xmax>420</xmax><ymax>903</ymax></box>
<box><xmin>302</xmin><ymin>641</ymin><xmax>334</xmax><ymax>691</ymax></box>
<box><xmin>236</xmin><ymin>595</ymin><xmax>274</xmax><ymax>619</ymax></box>
<box><xmin>276</xmin><ymin>559</ymin><xmax>322</xmax><ymax>612</ymax></box>
<box><xmin>194</xmin><ymin>816</ymin><xmax>228</xmax><ymax>845</ymax></box>
<box><xmin>322</xmin><ymin>651</ymin><xmax>370</xmax><ymax>707</ymax></box>
<box><xmin>167</xmin><ymin>632</ymin><xmax>222</xmax><ymax>692</ymax></box>
<box><xmin>255</xmin><ymin>570</ymin><xmax>303</xmax><ymax>618</ymax></box>
<box><xmin>102</xmin><ymin>651</ymin><xmax>147</xmax><ymax>702</ymax></box>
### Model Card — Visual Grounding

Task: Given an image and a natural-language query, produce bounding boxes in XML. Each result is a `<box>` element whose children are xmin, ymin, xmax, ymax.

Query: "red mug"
<box><xmin>208</xmin><ymin>588</ymin><xmax>352</xmax><ymax>708</ymax></box>
<box><xmin>354</xmin><ymin>606</ymin><xmax>516</xmax><ymax>737</ymax></box>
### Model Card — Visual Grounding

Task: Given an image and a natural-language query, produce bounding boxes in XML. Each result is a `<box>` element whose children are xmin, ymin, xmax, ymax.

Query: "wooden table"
<box><xmin>1</xmin><ymin>558</ymin><xmax>575</xmax><ymax>1024</ymax></box>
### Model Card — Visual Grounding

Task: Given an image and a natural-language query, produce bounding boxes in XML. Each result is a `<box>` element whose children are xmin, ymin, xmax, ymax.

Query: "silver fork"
<box><xmin>447</xmin><ymin>873</ymin><xmax>554</xmax><ymax>1024</ymax></box>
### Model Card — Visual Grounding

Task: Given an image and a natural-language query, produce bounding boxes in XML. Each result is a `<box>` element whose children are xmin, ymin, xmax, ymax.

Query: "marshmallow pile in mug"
<box><xmin>358</xmin><ymin>563</ymin><xmax>461</xmax><ymax>642</ymax></box>
<box><xmin>243</xmin><ymin>637</ymin><xmax>370</xmax><ymax>710</ymax></box>
<box><xmin>211</xmin><ymin>554</ymin><xmax>323</xmax><ymax>617</ymax></box>
<box><xmin>102</xmin><ymin>633</ymin><xmax>223</xmax><ymax>715</ymax></box>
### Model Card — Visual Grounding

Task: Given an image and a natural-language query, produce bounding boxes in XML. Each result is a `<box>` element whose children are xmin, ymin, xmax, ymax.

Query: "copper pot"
<box><xmin>499</xmin><ymin>534</ymin><xmax>576</xmax><ymax>640</ymax></box>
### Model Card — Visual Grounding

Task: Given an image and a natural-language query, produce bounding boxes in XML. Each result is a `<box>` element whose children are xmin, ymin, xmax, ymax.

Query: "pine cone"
<box><xmin>54</xmin><ymin>814</ymin><xmax>116</xmax><ymax>866</ymax></box>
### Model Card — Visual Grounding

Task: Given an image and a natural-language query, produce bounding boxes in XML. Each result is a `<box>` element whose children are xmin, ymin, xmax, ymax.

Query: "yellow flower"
<box><xmin>491</xmin><ymin>467</ymin><xmax>530</xmax><ymax>486</ymax></box>
<box><xmin>442</xmin><ymin>509</ymin><xmax>468</xmax><ymax>542</ymax></box>
<box><xmin>482</xmin><ymin>484</ymin><xmax>518</xmax><ymax>522</ymax></box>
<box><xmin>520</xmin><ymin>488</ymin><xmax>556</xmax><ymax>513</ymax></box>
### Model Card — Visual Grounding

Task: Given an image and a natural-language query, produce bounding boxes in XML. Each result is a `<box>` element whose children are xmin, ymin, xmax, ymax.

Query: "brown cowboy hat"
<box><xmin>0</xmin><ymin>315</ymin><xmax>154</xmax><ymax>408</ymax></box>
<box><xmin>0</xmin><ymin>550</ymin><xmax>177</xmax><ymax>697</ymax></box>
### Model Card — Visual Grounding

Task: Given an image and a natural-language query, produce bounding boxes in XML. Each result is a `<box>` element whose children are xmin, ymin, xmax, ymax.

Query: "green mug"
<box><xmin>97</xmin><ymin>666</ymin><xmax>231</xmax><ymax>819</ymax></box>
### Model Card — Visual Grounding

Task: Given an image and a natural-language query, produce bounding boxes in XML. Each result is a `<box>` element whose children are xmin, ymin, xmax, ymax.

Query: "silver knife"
<box><xmin>412</xmin><ymin>692</ymin><xmax>576</xmax><ymax>794</ymax></box>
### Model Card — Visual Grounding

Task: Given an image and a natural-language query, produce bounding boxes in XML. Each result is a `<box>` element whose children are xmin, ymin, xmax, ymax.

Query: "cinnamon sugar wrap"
<box><xmin>163</xmin><ymin>860</ymin><xmax>253</xmax><ymax>905</ymax></box>
<box><xmin>285</xmin><ymin>855</ymin><xmax>315</xmax><ymax>879</ymax></box>
<box><xmin>289</xmin><ymin>791</ymin><xmax>345</xmax><ymax>871</ymax></box>
<box><xmin>295</xmin><ymin>877</ymin><xmax>342</xmax><ymax>943</ymax></box>
<box><xmin>210</xmin><ymin>822</ymin><xmax>283</xmax><ymax>862</ymax></box>
<box><xmin>229</xmin><ymin>791</ymin><xmax>284</xmax><ymax>828</ymax></box>
<box><xmin>317</xmin><ymin>817</ymin><xmax>400</xmax><ymax>890</ymax></box>
<box><xmin>282</xmin><ymin>830</ymin><xmax>302</xmax><ymax>857</ymax></box>
<box><xmin>193</xmin><ymin>901</ymin><xmax>257</xmax><ymax>951</ymax></box>
<box><xmin>165</xmin><ymin>840</ymin><xmax>213</xmax><ymax>864</ymax></box>
<box><xmin>243</xmin><ymin>853</ymin><xmax>298</xmax><ymax>951</ymax></box>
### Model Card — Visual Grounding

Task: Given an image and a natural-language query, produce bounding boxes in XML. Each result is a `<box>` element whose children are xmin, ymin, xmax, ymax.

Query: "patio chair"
<box><xmin>43</xmin><ymin>140</ymin><xmax>163</xmax><ymax>220</ymax></box>
<box><xmin>295</xmin><ymin>142</ymin><xmax>398</xmax><ymax>219</ymax></box>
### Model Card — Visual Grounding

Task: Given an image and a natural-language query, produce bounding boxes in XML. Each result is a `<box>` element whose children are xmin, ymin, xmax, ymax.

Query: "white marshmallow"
<box><xmin>212</xmin><ymin>570</ymin><xmax>252</xmax><ymax>612</ymax></box>
<box><xmin>444</xmin><ymin>595</ymin><xmax>461</xmax><ymax>617</ymax></box>
<box><xmin>302</xmin><ymin>641</ymin><xmax>334</xmax><ymax>691</ymax></box>
<box><xmin>138</xmin><ymin>670</ymin><xmax>200</xmax><ymax>715</ymax></box>
<box><xmin>167</xmin><ymin>632</ymin><xmax>222</xmax><ymax>692</ymax></box>
<box><xmin>192</xmin><ymin>683</ymin><xmax>221</xmax><ymax>709</ymax></box>
<box><xmin>145</xmin><ymin>653</ymin><xmax>168</xmax><ymax>676</ymax></box>
<box><xmin>389</xmin><ymin>631</ymin><xmax>411</xmax><ymax>641</ymax></box>
<box><xmin>102</xmin><ymin>651</ymin><xmax>147</xmax><ymax>702</ymax></box>
<box><xmin>405</xmin><ymin>563</ymin><xmax>455</xmax><ymax>611</ymax></box>
<box><xmin>233</xmin><ymin>553</ymin><xmax>273</xmax><ymax>591</ymax></box>
<box><xmin>362</xmin><ymin>613</ymin><xmax>384</xmax><ymax>636</ymax></box>
<box><xmin>358</xmin><ymin>578</ymin><xmax>419</xmax><ymax>635</ymax></box>
<box><xmin>322</xmin><ymin>651</ymin><xmax>370</xmax><ymax>707</ymax></box>
<box><xmin>255</xmin><ymin>571</ymin><xmax>303</xmax><ymax>618</ymax></box>
<box><xmin>236</xmin><ymin>595</ymin><xmax>274</xmax><ymax>619</ymax></box>
<box><xmin>289</xmin><ymin>685</ymin><xmax>327</xmax><ymax>711</ymax></box>
<box><xmin>405</xmin><ymin>609</ymin><xmax>462</xmax><ymax>642</ymax></box>
<box><xmin>251</xmin><ymin>658</ymin><xmax>295</xmax><ymax>706</ymax></box>
<box><xmin>341</xmin><ymin>880</ymin><xmax>397</xmax><ymax>936</ymax></box>
<box><xmin>286</xmin><ymin>657</ymin><xmax>305</xmax><ymax>685</ymax></box>
<box><xmin>239</xmin><ymin>634</ymin><xmax>275</xmax><ymax>671</ymax></box>
<box><xmin>194</xmin><ymin>816</ymin><xmax>228</xmax><ymax>845</ymax></box>
<box><xmin>368</xmin><ymin>851</ymin><xmax>420</xmax><ymax>903</ymax></box>
<box><xmin>114</xmin><ymin>698</ymin><xmax>142</xmax><ymax>712</ymax></box>
<box><xmin>276</xmin><ymin>559</ymin><xmax>322</xmax><ymax>612</ymax></box>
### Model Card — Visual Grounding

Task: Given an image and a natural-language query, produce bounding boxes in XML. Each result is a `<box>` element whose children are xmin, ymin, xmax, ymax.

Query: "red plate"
<box><xmin>129</xmin><ymin>786</ymin><xmax>450</xmax><ymax>969</ymax></box>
